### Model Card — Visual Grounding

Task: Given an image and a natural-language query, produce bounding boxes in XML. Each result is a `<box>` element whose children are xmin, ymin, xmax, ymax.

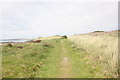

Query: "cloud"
<box><xmin>1</xmin><ymin>1</ymin><xmax>118</xmax><ymax>39</ymax></box>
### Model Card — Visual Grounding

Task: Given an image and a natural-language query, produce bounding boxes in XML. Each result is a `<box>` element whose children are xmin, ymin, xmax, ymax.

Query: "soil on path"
<box><xmin>60</xmin><ymin>40</ymin><xmax>72</xmax><ymax>78</ymax></box>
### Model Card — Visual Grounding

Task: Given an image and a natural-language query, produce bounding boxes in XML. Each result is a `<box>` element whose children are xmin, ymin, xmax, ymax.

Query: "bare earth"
<box><xmin>60</xmin><ymin>40</ymin><xmax>72</xmax><ymax>78</ymax></box>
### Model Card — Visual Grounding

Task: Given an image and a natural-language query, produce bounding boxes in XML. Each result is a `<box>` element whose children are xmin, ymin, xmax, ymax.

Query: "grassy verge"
<box><xmin>68</xmin><ymin>33</ymin><xmax>118</xmax><ymax>78</ymax></box>
<box><xmin>63</xmin><ymin>40</ymin><xmax>103</xmax><ymax>78</ymax></box>
<box><xmin>2</xmin><ymin>39</ymin><xmax>60</xmax><ymax>78</ymax></box>
<box><xmin>35</xmin><ymin>39</ymin><xmax>62</xmax><ymax>78</ymax></box>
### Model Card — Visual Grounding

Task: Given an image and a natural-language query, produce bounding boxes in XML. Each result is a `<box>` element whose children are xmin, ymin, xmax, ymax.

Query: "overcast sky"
<box><xmin>0</xmin><ymin>0</ymin><xmax>118</xmax><ymax>39</ymax></box>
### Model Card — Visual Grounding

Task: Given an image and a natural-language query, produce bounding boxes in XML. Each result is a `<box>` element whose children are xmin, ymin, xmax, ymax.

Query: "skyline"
<box><xmin>1</xmin><ymin>1</ymin><xmax>118</xmax><ymax>39</ymax></box>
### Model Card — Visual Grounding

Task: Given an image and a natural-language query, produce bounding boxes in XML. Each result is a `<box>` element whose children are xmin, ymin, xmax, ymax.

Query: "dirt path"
<box><xmin>60</xmin><ymin>40</ymin><xmax>72</xmax><ymax>78</ymax></box>
<box><xmin>3</xmin><ymin>38</ymin><xmax>107</xmax><ymax>78</ymax></box>
<box><xmin>35</xmin><ymin>39</ymin><xmax>100</xmax><ymax>78</ymax></box>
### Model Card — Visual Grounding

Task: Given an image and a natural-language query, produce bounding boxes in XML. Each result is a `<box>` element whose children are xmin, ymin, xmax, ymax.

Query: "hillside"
<box><xmin>2</xmin><ymin>30</ymin><xmax>118</xmax><ymax>78</ymax></box>
<box><xmin>74</xmin><ymin>30</ymin><xmax>119</xmax><ymax>36</ymax></box>
<box><xmin>69</xmin><ymin>30</ymin><xmax>118</xmax><ymax>78</ymax></box>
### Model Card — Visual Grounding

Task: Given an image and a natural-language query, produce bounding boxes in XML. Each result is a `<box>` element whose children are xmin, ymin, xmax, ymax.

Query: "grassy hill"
<box><xmin>69</xmin><ymin>30</ymin><xmax>118</xmax><ymax>77</ymax></box>
<box><xmin>2</xmin><ymin>30</ymin><xmax>118</xmax><ymax>78</ymax></box>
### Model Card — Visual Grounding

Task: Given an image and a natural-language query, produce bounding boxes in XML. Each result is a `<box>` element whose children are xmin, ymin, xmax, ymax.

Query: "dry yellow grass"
<box><xmin>69</xmin><ymin>31</ymin><xmax>118</xmax><ymax>77</ymax></box>
<box><xmin>35</xmin><ymin>36</ymin><xmax>62</xmax><ymax>40</ymax></box>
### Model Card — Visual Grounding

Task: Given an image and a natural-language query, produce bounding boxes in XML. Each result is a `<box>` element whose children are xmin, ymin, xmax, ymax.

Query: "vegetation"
<box><xmin>2</xmin><ymin>39</ymin><xmax>59</xmax><ymax>78</ymax></box>
<box><xmin>2</xmin><ymin>30</ymin><xmax>118</xmax><ymax>78</ymax></box>
<box><xmin>69</xmin><ymin>32</ymin><xmax>118</xmax><ymax>78</ymax></box>
<box><xmin>93</xmin><ymin>31</ymin><xmax>104</xmax><ymax>32</ymax></box>
<box><xmin>62</xmin><ymin>35</ymin><xmax>68</xmax><ymax>39</ymax></box>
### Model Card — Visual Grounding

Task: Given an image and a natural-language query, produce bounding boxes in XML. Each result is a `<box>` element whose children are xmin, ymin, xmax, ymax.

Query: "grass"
<box><xmin>2</xmin><ymin>31</ymin><xmax>118</xmax><ymax>78</ymax></box>
<box><xmin>69</xmin><ymin>32</ymin><xmax>118</xmax><ymax>78</ymax></box>
<box><xmin>63</xmin><ymin>40</ymin><xmax>103</xmax><ymax>78</ymax></box>
<box><xmin>2</xmin><ymin>39</ymin><xmax>60</xmax><ymax>78</ymax></box>
<box><xmin>35</xmin><ymin>39</ymin><xmax>62</xmax><ymax>78</ymax></box>
<box><xmin>0</xmin><ymin>45</ymin><xmax>2</xmax><ymax>79</ymax></box>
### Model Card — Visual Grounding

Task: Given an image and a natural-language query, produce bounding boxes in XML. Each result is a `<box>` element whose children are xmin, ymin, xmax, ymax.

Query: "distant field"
<box><xmin>2</xmin><ymin>30</ymin><xmax>119</xmax><ymax>78</ymax></box>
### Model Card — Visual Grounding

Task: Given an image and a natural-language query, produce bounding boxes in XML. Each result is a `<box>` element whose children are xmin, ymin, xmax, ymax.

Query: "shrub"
<box><xmin>62</xmin><ymin>35</ymin><xmax>67</xmax><ymax>39</ymax></box>
<box><xmin>94</xmin><ymin>31</ymin><xmax>104</xmax><ymax>32</ymax></box>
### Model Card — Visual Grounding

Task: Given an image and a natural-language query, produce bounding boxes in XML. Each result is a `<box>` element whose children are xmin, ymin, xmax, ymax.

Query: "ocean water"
<box><xmin>0</xmin><ymin>39</ymin><xmax>30</xmax><ymax>43</ymax></box>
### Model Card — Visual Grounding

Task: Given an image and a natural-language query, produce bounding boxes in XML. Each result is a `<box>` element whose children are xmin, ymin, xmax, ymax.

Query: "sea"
<box><xmin>0</xmin><ymin>39</ymin><xmax>31</xmax><ymax>43</ymax></box>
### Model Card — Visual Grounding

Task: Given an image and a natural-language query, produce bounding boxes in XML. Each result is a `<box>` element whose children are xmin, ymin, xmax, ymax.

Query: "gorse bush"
<box><xmin>94</xmin><ymin>31</ymin><xmax>104</xmax><ymax>32</ymax></box>
<box><xmin>62</xmin><ymin>35</ymin><xmax>68</xmax><ymax>39</ymax></box>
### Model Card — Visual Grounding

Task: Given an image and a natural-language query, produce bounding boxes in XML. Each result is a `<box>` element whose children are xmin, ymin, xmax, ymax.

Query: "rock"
<box><xmin>33</xmin><ymin>40</ymin><xmax>41</xmax><ymax>43</ymax></box>
<box><xmin>43</xmin><ymin>44</ymin><xmax>50</xmax><ymax>47</ymax></box>
<box><xmin>17</xmin><ymin>46</ymin><xmax>23</xmax><ymax>49</ymax></box>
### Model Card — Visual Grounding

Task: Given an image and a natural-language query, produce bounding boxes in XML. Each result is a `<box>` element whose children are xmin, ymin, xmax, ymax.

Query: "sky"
<box><xmin>0</xmin><ymin>0</ymin><xmax>118</xmax><ymax>39</ymax></box>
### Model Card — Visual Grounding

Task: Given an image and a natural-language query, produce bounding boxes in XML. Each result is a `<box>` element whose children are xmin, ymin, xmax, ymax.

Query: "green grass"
<box><xmin>35</xmin><ymin>39</ymin><xmax>62</xmax><ymax>78</ymax></box>
<box><xmin>2</xmin><ymin>31</ymin><xmax>118</xmax><ymax>78</ymax></box>
<box><xmin>63</xmin><ymin>40</ymin><xmax>103</xmax><ymax>78</ymax></box>
<box><xmin>2</xmin><ymin>39</ymin><xmax>61</xmax><ymax>78</ymax></box>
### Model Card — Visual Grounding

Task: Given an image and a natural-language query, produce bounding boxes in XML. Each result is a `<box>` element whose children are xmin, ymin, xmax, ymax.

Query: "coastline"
<box><xmin>0</xmin><ymin>40</ymin><xmax>33</xmax><ymax>45</ymax></box>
